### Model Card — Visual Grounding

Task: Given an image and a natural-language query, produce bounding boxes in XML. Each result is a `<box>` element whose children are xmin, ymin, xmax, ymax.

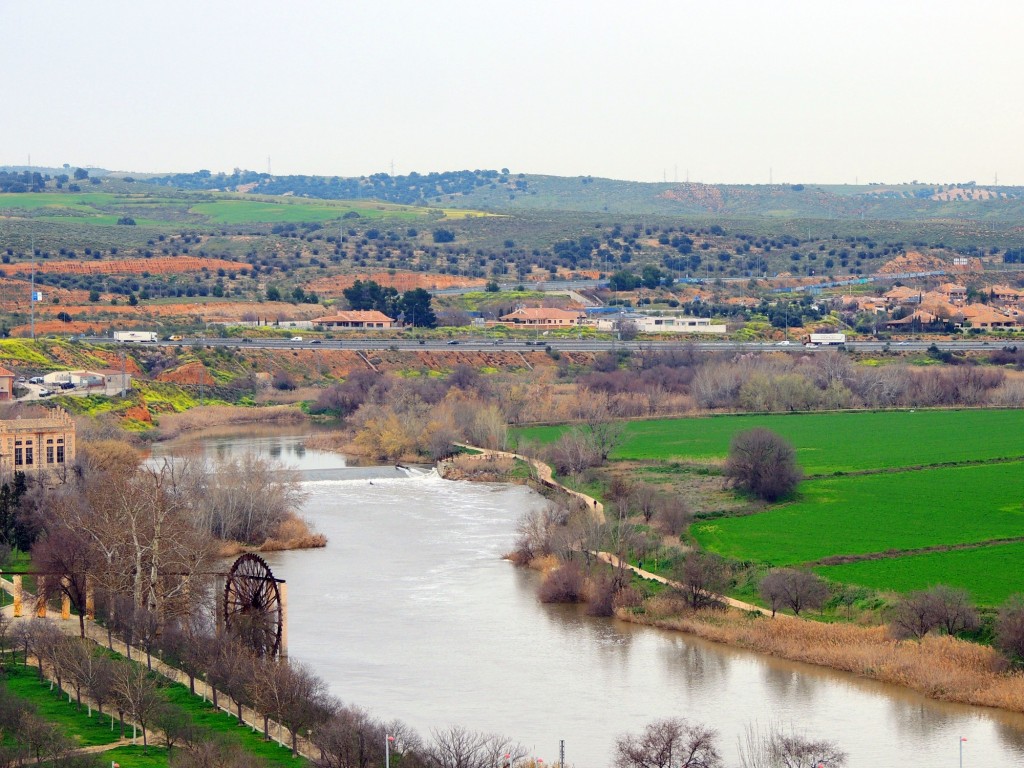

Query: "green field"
<box><xmin>815</xmin><ymin>542</ymin><xmax>1024</xmax><ymax>606</ymax></box>
<box><xmin>189</xmin><ymin>198</ymin><xmax>429</xmax><ymax>224</ymax></box>
<box><xmin>692</xmin><ymin>461</ymin><xmax>1024</xmax><ymax>567</ymax></box>
<box><xmin>518</xmin><ymin>408</ymin><xmax>1024</xmax><ymax>605</ymax></box>
<box><xmin>0</xmin><ymin>190</ymin><xmax>470</xmax><ymax>227</ymax></box>
<box><xmin>516</xmin><ymin>409</ymin><xmax>1024</xmax><ymax>475</ymax></box>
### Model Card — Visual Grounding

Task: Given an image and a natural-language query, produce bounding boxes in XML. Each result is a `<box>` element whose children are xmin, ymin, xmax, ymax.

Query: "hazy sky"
<box><xmin>3</xmin><ymin>0</ymin><xmax>1023</xmax><ymax>184</ymax></box>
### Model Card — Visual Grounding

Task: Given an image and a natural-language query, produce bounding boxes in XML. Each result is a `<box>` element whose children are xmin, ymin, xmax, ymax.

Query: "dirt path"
<box><xmin>593</xmin><ymin>551</ymin><xmax>773</xmax><ymax>616</ymax></box>
<box><xmin>452</xmin><ymin>443</ymin><xmax>604</xmax><ymax>521</ymax></box>
<box><xmin>451</xmin><ymin>445</ymin><xmax>771</xmax><ymax>616</ymax></box>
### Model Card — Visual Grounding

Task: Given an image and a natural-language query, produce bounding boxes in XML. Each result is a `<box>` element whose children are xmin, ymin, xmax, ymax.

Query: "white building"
<box><xmin>595</xmin><ymin>313</ymin><xmax>727</xmax><ymax>334</ymax></box>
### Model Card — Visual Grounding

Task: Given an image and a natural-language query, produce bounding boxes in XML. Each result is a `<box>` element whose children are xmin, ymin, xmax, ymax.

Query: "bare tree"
<box><xmin>424</xmin><ymin>726</ymin><xmax>527</xmax><ymax>768</ymax></box>
<box><xmin>613</xmin><ymin>717</ymin><xmax>722</xmax><ymax>768</ymax></box>
<box><xmin>890</xmin><ymin>585</ymin><xmax>979</xmax><ymax>640</ymax></box>
<box><xmin>83</xmin><ymin>652</ymin><xmax>117</xmax><ymax>718</ymax></box>
<box><xmin>631</xmin><ymin>483</ymin><xmax>659</xmax><ymax>523</ymax></box>
<box><xmin>114</xmin><ymin>661</ymin><xmax>164</xmax><ymax>749</ymax></box>
<box><xmin>724</xmin><ymin>429</ymin><xmax>803</xmax><ymax>502</ymax></box>
<box><xmin>155</xmin><ymin>701</ymin><xmax>199</xmax><ymax>755</ymax></box>
<box><xmin>928</xmin><ymin>585</ymin><xmax>980</xmax><ymax>636</ymax></box>
<box><xmin>312</xmin><ymin>703</ymin><xmax>388</xmax><ymax>768</ymax></box>
<box><xmin>759</xmin><ymin>570</ymin><xmax>829</xmax><ymax>617</ymax></box>
<box><xmin>198</xmin><ymin>453</ymin><xmax>306</xmax><ymax>544</ymax></box>
<box><xmin>582</xmin><ymin>415</ymin><xmax>625</xmax><ymax>464</ymax></box>
<box><xmin>32</xmin><ymin>510</ymin><xmax>96</xmax><ymax>638</ymax></box>
<box><xmin>653</xmin><ymin>497</ymin><xmax>691</xmax><ymax>537</ymax></box>
<box><xmin>737</xmin><ymin>724</ymin><xmax>846</xmax><ymax>768</ymax></box>
<box><xmin>674</xmin><ymin>553</ymin><xmax>730</xmax><ymax>610</ymax></box>
<box><xmin>996</xmin><ymin>594</ymin><xmax>1024</xmax><ymax>663</ymax></box>
<box><xmin>263</xmin><ymin>659</ymin><xmax>332</xmax><ymax>756</ymax></box>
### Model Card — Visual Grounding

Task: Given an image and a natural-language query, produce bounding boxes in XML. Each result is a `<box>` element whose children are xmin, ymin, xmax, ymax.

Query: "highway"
<box><xmin>75</xmin><ymin>336</ymin><xmax>1013</xmax><ymax>354</ymax></box>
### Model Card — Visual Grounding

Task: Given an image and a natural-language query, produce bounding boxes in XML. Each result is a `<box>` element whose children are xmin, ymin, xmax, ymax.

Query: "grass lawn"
<box><xmin>515</xmin><ymin>409</ymin><xmax>1024</xmax><ymax>475</ymax></box>
<box><xmin>692</xmin><ymin>461</ymin><xmax>1024</xmax><ymax>566</ymax></box>
<box><xmin>100</xmin><ymin>745</ymin><xmax>171</xmax><ymax>767</ymax></box>
<box><xmin>161</xmin><ymin>682</ymin><xmax>308</xmax><ymax>766</ymax></box>
<box><xmin>3</xmin><ymin>664</ymin><xmax>121</xmax><ymax>747</ymax></box>
<box><xmin>815</xmin><ymin>541</ymin><xmax>1024</xmax><ymax>606</ymax></box>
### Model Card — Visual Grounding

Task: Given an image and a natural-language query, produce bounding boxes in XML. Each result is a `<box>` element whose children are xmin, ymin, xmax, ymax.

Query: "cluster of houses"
<box><xmin>840</xmin><ymin>283</ymin><xmax>1024</xmax><ymax>331</ymax></box>
<box><xmin>311</xmin><ymin>308</ymin><xmax>727</xmax><ymax>334</ymax></box>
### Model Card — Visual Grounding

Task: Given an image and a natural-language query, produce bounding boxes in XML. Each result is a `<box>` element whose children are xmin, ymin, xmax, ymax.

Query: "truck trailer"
<box><xmin>113</xmin><ymin>331</ymin><xmax>158</xmax><ymax>343</ymax></box>
<box><xmin>804</xmin><ymin>332</ymin><xmax>847</xmax><ymax>346</ymax></box>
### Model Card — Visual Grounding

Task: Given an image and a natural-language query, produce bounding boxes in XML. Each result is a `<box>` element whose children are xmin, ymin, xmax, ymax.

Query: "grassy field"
<box><xmin>0</xmin><ymin>190</ymin><xmax>474</xmax><ymax>227</ymax></box>
<box><xmin>815</xmin><ymin>541</ymin><xmax>1024</xmax><ymax>606</ymax></box>
<box><xmin>515</xmin><ymin>409</ymin><xmax>1024</xmax><ymax>475</ymax></box>
<box><xmin>518</xmin><ymin>408</ymin><xmax>1024</xmax><ymax>605</ymax></box>
<box><xmin>692</xmin><ymin>461</ymin><xmax>1024</xmax><ymax>567</ymax></box>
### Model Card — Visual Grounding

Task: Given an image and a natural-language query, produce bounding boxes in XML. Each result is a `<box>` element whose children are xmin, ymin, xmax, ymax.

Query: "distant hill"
<box><xmin>131</xmin><ymin>169</ymin><xmax>1024</xmax><ymax>222</ymax></box>
<box><xmin>8</xmin><ymin>165</ymin><xmax>1024</xmax><ymax>223</ymax></box>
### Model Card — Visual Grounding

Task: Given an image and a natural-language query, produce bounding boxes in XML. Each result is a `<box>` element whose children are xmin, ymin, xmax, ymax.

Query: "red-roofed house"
<box><xmin>959</xmin><ymin>304</ymin><xmax>1020</xmax><ymax>329</ymax></box>
<box><xmin>316</xmin><ymin>311</ymin><xmax>395</xmax><ymax>329</ymax></box>
<box><xmin>498</xmin><ymin>307</ymin><xmax>584</xmax><ymax>327</ymax></box>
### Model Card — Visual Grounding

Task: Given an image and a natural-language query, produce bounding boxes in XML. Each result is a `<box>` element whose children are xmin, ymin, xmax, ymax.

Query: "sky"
<box><xmin>3</xmin><ymin>0</ymin><xmax>1024</xmax><ymax>185</ymax></box>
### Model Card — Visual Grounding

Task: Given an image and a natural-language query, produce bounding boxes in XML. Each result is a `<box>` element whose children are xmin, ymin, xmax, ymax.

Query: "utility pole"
<box><xmin>120</xmin><ymin>349</ymin><xmax>127</xmax><ymax>396</ymax></box>
<box><xmin>559</xmin><ymin>740</ymin><xmax>564</xmax><ymax>768</ymax></box>
<box><xmin>30</xmin><ymin>236</ymin><xmax>36</xmax><ymax>340</ymax></box>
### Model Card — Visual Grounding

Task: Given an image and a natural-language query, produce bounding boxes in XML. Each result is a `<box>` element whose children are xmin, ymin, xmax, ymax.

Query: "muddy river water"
<box><xmin>156</xmin><ymin>431</ymin><xmax>1024</xmax><ymax>766</ymax></box>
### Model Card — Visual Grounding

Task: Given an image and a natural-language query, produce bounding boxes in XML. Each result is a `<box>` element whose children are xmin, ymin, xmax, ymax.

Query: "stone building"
<box><xmin>0</xmin><ymin>407</ymin><xmax>76</xmax><ymax>474</ymax></box>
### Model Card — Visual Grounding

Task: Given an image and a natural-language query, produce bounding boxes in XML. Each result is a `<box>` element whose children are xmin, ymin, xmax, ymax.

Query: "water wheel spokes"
<box><xmin>223</xmin><ymin>553</ymin><xmax>283</xmax><ymax>657</ymax></box>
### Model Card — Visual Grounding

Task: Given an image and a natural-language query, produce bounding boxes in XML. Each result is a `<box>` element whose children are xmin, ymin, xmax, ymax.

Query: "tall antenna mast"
<box><xmin>267</xmin><ymin>156</ymin><xmax>272</xmax><ymax>175</ymax></box>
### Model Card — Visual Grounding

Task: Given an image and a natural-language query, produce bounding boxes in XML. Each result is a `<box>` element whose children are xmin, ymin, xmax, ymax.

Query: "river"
<box><xmin>158</xmin><ymin>431</ymin><xmax>1024</xmax><ymax>766</ymax></box>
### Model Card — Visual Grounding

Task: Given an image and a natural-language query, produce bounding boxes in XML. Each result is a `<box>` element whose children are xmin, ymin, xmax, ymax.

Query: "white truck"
<box><xmin>805</xmin><ymin>332</ymin><xmax>847</xmax><ymax>346</ymax></box>
<box><xmin>114</xmin><ymin>330</ymin><xmax>158</xmax><ymax>343</ymax></box>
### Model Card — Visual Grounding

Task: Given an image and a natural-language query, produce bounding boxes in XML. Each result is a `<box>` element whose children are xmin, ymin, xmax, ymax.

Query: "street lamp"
<box><xmin>386</xmin><ymin>734</ymin><xmax>395</xmax><ymax>768</ymax></box>
<box><xmin>960</xmin><ymin>736</ymin><xmax>967</xmax><ymax>768</ymax></box>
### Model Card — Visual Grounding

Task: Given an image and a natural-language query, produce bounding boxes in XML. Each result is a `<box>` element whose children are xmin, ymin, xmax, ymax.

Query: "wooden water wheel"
<box><xmin>223</xmin><ymin>553</ymin><xmax>283</xmax><ymax>657</ymax></box>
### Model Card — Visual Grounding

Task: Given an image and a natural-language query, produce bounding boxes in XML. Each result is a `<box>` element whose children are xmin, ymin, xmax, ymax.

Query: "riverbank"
<box><xmin>153</xmin><ymin>403</ymin><xmax>307</xmax><ymax>441</ymax></box>
<box><xmin>619</xmin><ymin>598</ymin><xmax>1024</xmax><ymax>713</ymax></box>
<box><xmin>454</xmin><ymin>444</ymin><xmax>1024</xmax><ymax>718</ymax></box>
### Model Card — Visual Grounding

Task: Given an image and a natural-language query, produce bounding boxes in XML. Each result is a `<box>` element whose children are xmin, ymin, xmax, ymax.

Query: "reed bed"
<box><xmin>623</xmin><ymin>597</ymin><xmax>1024</xmax><ymax>713</ymax></box>
<box><xmin>156</xmin><ymin>404</ymin><xmax>305</xmax><ymax>440</ymax></box>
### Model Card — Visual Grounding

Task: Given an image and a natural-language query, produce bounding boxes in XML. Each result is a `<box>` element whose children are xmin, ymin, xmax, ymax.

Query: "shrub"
<box><xmin>724</xmin><ymin>428</ymin><xmax>802</xmax><ymax>501</ymax></box>
<box><xmin>538</xmin><ymin>562</ymin><xmax>584</xmax><ymax>603</ymax></box>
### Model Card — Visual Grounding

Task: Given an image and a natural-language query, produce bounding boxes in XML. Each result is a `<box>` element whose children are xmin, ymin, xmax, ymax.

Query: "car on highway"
<box><xmin>291</xmin><ymin>336</ymin><xmax>303</xmax><ymax>342</ymax></box>
<box><xmin>446</xmin><ymin>339</ymin><xmax>460</xmax><ymax>345</ymax></box>
<box><xmin>311</xmin><ymin>339</ymin><xmax>322</xmax><ymax>344</ymax></box>
<box><xmin>775</xmin><ymin>340</ymin><xmax>792</xmax><ymax>346</ymax></box>
<box><xmin>804</xmin><ymin>342</ymin><xmax>818</xmax><ymax>348</ymax></box>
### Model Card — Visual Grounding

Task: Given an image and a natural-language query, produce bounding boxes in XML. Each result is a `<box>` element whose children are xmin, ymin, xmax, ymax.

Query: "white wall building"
<box><xmin>595</xmin><ymin>313</ymin><xmax>727</xmax><ymax>334</ymax></box>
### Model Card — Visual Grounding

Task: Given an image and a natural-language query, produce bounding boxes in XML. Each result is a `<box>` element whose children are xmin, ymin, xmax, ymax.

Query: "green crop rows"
<box><xmin>516</xmin><ymin>409</ymin><xmax>1024</xmax><ymax>475</ymax></box>
<box><xmin>691</xmin><ymin>461</ymin><xmax>1024</xmax><ymax>567</ymax></box>
<box><xmin>814</xmin><ymin>541</ymin><xmax>1024</xmax><ymax>607</ymax></box>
